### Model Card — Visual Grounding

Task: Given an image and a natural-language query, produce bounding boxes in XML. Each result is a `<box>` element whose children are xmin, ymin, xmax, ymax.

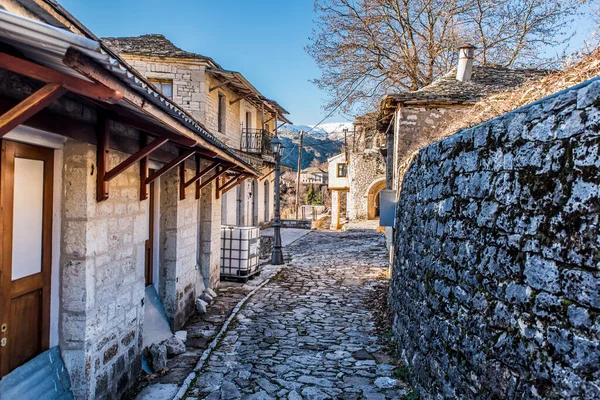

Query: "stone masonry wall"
<box><xmin>160</xmin><ymin>165</ymin><xmax>201</xmax><ymax>330</ymax></box>
<box><xmin>347</xmin><ymin>151</ymin><xmax>386</xmax><ymax>220</ymax></box>
<box><xmin>61</xmin><ymin>140</ymin><xmax>146</xmax><ymax>400</ymax></box>
<box><xmin>390</xmin><ymin>80</ymin><xmax>600</xmax><ymax>398</ymax></box>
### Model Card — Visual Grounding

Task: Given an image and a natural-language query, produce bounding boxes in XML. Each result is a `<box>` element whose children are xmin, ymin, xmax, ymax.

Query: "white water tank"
<box><xmin>220</xmin><ymin>225</ymin><xmax>260</xmax><ymax>280</ymax></box>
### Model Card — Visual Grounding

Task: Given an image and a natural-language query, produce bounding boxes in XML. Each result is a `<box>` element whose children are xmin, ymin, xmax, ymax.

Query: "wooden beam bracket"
<box><xmin>209</xmin><ymin>79</ymin><xmax>236</xmax><ymax>92</ymax></box>
<box><xmin>146</xmin><ymin>149</ymin><xmax>195</xmax><ymax>185</ymax></box>
<box><xmin>0</xmin><ymin>52</ymin><xmax>122</xmax><ymax>104</ymax></box>
<box><xmin>0</xmin><ymin>83</ymin><xmax>67</xmax><ymax>138</ymax></box>
<box><xmin>221</xmin><ymin>175</ymin><xmax>250</xmax><ymax>196</ymax></box>
<box><xmin>104</xmin><ymin>137</ymin><xmax>169</xmax><ymax>182</ymax></box>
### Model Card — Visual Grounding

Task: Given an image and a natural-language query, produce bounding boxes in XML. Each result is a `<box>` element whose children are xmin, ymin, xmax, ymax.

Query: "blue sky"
<box><xmin>58</xmin><ymin>0</ymin><xmax>340</xmax><ymax>125</ymax></box>
<box><xmin>58</xmin><ymin>1</ymin><xmax>598</xmax><ymax>126</ymax></box>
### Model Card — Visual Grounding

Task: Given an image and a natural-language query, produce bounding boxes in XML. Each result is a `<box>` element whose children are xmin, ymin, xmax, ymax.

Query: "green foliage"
<box><xmin>393</xmin><ymin>366</ymin><xmax>410</xmax><ymax>381</ymax></box>
<box><xmin>404</xmin><ymin>389</ymin><xmax>420</xmax><ymax>400</ymax></box>
<box><xmin>306</xmin><ymin>184</ymin><xmax>316</xmax><ymax>205</ymax></box>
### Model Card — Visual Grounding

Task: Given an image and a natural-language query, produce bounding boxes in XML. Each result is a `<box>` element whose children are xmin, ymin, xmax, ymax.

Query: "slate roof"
<box><xmin>102</xmin><ymin>34</ymin><xmax>219</xmax><ymax>65</ymax></box>
<box><xmin>387</xmin><ymin>65</ymin><xmax>549</xmax><ymax>105</ymax></box>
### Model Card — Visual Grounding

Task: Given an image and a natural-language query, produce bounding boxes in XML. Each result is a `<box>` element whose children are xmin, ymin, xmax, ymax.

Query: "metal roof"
<box><xmin>0</xmin><ymin>8</ymin><xmax>258</xmax><ymax>174</ymax></box>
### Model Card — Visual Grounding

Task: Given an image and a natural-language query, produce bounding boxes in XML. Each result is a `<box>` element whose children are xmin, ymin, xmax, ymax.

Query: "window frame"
<box><xmin>218</xmin><ymin>92</ymin><xmax>226</xmax><ymax>134</ymax></box>
<box><xmin>148</xmin><ymin>78</ymin><xmax>173</xmax><ymax>100</ymax></box>
<box><xmin>336</xmin><ymin>163</ymin><xmax>348</xmax><ymax>178</ymax></box>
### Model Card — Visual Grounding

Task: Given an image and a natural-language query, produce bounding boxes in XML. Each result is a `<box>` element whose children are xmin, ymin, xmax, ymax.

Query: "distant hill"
<box><xmin>278</xmin><ymin>124</ymin><xmax>345</xmax><ymax>171</ymax></box>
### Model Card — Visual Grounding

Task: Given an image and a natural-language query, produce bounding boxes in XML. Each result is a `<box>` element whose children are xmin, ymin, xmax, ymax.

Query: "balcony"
<box><xmin>241</xmin><ymin>128</ymin><xmax>273</xmax><ymax>156</ymax></box>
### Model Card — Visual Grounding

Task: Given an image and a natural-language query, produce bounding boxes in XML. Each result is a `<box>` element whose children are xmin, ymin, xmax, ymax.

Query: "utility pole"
<box><xmin>295</xmin><ymin>130</ymin><xmax>304</xmax><ymax>220</ymax></box>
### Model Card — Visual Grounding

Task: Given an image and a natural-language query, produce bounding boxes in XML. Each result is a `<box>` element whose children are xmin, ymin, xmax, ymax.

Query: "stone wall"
<box><xmin>392</xmin><ymin>106</ymin><xmax>463</xmax><ymax>194</ymax></box>
<box><xmin>390</xmin><ymin>79</ymin><xmax>600</xmax><ymax>398</ymax></box>
<box><xmin>61</xmin><ymin>141</ymin><xmax>146</xmax><ymax>400</ymax></box>
<box><xmin>347</xmin><ymin>150</ymin><xmax>386</xmax><ymax>220</ymax></box>
<box><xmin>125</xmin><ymin>57</ymin><xmax>205</xmax><ymax>123</ymax></box>
<box><xmin>159</xmin><ymin>165</ymin><xmax>202</xmax><ymax>330</ymax></box>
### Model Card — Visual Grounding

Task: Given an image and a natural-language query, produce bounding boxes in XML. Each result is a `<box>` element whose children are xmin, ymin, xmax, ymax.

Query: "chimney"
<box><xmin>456</xmin><ymin>44</ymin><xmax>475</xmax><ymax>82</ymax></box>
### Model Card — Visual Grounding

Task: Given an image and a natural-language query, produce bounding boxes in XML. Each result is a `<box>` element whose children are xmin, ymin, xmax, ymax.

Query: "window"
<box><xmin>337</xmin><ymin>163</ymin><xmax>348</xmax><ymax>177</ymax></box>
<box><xmin>218</xmin><ymin>93</ymin><xmax>226</xmax><ymax>133</ymax></box>
<box><xmin>149</xmin><ymin>79</ymin><xmax>173</xmax><ymax>99</ymax></box>
<box><xmin>245</xmin><ymin>111</ymin><xmax>252</xmax><ymax>130</ymax></box>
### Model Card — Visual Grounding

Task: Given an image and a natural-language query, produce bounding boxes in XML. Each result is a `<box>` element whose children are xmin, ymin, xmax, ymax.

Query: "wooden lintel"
<box><xmin>200</xmin><ymin>165</ymin><xmax>231</xmax><ymax>195</ymax></box>
<box><xmin>140</xmin><ymin>134</ymin><xmax>149</xmax><ymax>201</ymax></box>
<box><xmin>0</xmin><ymin>83</ymin><xmax>67</xmax><ymax>137</ymax></box>
<box><xmin>179</xmin><ymin>160</ymin><xmax>186</xmax><ymax>201</ymax></box>
<box><xmin>229</xmin><ymin>94</ymin><xmax>251</xmax><ymax>105</ymax></box>
<box><xmin>146</xmin><ymin>149</ymin><xmax>195</xmax><ymax>184</ymax></box>
<box><xmin>259</xmin><ymin>169</ymin><xmax>275</xmax><ymax>181</ymax></box>
<box><xmin>97</xmin><ymin>114</ymin><xmax>109</xmax><ymax>201</ymax></box>
<box><xmin>221</xmin><ymin>175</ymin><xmax>250</xmax><ymax>196</ymax></box>
<box><xmin>104</xmin><ymin>137</ymin><xmax>169</xmax><ymax>182</ymax></box>
<box><xmin>0</xmin><ymin>52</ymin><xmax>122</xmax><ymax>104</ymax></box>
<box><xmin>209</xmin><ymin>79</ymin><xmax>236</xmax><ymax>92</ymax></box>
<box><xmin>185</xmin><ymin>161</ymin><xmax>219</xmax><ymax>189</ymax></box>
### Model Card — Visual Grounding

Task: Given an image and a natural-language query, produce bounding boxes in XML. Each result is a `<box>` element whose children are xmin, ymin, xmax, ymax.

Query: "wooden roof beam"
<box><xmin>221</xmin><ymin>175</ymin><xmax>250</xmax><ymax>196</ymax></box>
<box><xmin>229</xmin><ymin>93</ymin><xmax>252</xmax><ymax>105</ymax></box>
<box><xmin>0</xmin><ymin>82</ymin><xmax>67</xmax><ymax>137</ymax></box>
<box><xmin>104</xmin><ymin>137</ymin><xmax>169</xmax><ymax>181</ymax></box>
<box><xmin>0</xmin><ymin>52</ymin><xmax>122</xmax><ymax>104</ymax></box>
<box><xmin>209</xmin><ymin>79</ymin><xmax>236</xmax><ymax>92</ymax></box>
<box><xmin>146</xmin><ymin>149</ymin><xmax>195</xmax><ymax>184</ymax></box>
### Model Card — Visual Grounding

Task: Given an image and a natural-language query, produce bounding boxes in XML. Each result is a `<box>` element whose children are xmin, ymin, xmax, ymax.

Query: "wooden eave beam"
<box><xmin>259</xmin><ymin>169</ymin><xmax>275</xmax><ymax>181</ymax></box>
<box><xmin>209</xmin><ymin>79</ymin><xmax>236</xmax><ymax>92</ymax></box>
<box><xmin>184</xmin><ymin>161</ymin><xmax>220</xmax><ymax>189</ymax></box>
<box><xmin>219</xmin><ymin>173</ymin><xmax>243</xmax><ymax>193</ymax></box>
<box><xmin>229</xmin><ymin>93</ymin><xmax>252</xmax><ymax>105</ymax></box>
<box><xmin>200</xmin><ymin>165</ymin><xmax>231</xmax><ymax>194</ymax></box>
<box><xmin>0</xmin><ymin>82</ymin><xmax>67</xmax><ymax>138</ymax></box>
<box><xmin>0</xmin><ymin>52</ymin><xmax>122</xmax><ymax>104</ymax></box>
<box><xmin>104</xmin><ymin>137</ymin><xmax>169</xmax><ymax>181</ymax></box>
<box><xmin>221</xmin><ymin>175</ymin><xmax>250</xmax><ymax>196</ymax></box>
<box><xmin>146</xmin><ymin>149</ymin><xmax>195</xmax><ymax>184</ymax></box>
<box><xmin>63</xmin><ymin>49</ymin><xmax>256</xmax><ymax>176</ymax></box>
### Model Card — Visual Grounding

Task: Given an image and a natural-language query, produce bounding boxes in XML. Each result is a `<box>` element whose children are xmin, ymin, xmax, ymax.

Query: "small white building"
<box><xmin>327</xmin><ymin>153</ymin><xmax>349</xmax><ymax>229</ymax></box>
<box><xmin>300</xmin><ymin>167</ymin><xmax>328</xmax><ymax>185</ymax></box>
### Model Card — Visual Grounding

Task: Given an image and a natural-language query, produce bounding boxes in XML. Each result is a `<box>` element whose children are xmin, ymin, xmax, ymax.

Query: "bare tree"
<box><xmin>307</xmin><ymin>0</ymin><xmax>582</xmax><ymax>113</ymax></box>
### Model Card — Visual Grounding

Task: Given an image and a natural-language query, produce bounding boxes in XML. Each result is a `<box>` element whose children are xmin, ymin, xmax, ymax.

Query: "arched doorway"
<box><xmin>366</xmin><ymin>178</ymin><xmax>386</xmax><ymax>220</ymax></box>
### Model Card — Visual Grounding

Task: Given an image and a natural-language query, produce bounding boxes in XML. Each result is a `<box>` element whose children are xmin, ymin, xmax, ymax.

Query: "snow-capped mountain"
<box><xmin>314</xmin><ymin>122</ymin><xmax>355</xmax><ymax>140</ymax></box>
<box><xmin>277</xmin><ymin>123</ymin><xmax>345</xmax><ymax>170</ymax></box>
<box><xmin>280</xmin><ymin>122</ymin><xmax>354</xmax><ymax>141</ymax></box>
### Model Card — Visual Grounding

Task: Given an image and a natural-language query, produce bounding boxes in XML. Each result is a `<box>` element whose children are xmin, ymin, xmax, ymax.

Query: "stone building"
<box><xmin>299</xmin><ymin>166</ymin><xmax>328</xmax><ymax>185</ymax></box>
<box><xmin>102</xmin><ymin>34</ymin><xmax>291</xmax><ymax>228</ymax></box>
<box><xmin>327</xmin><ymin>114</ymin><xmax>387</xmax><ymax>229</ymax></box>
<box><xmin>379</xmin><ymin>45</ymin><xmax>547</xmax><ymax>197</ymax></box>
<box><xmin>0</xmin><ymin>1</ymin><xmax>259</xmax><ymax>399</ymax></box>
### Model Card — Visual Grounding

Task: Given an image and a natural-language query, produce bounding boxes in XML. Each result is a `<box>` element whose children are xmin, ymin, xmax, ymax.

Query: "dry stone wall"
<box><xmin>391</xmin><ymin>79</ymin><xmax>600</xmax><ymax>399</ymax></box>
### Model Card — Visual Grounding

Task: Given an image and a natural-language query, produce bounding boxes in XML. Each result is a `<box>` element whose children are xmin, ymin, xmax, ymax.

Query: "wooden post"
<box><xmin>140</xmin><ymin>133</ymin><xmax>149</xmax><ymax>201</ymax></box>
<box><xmin>97</xmin><ymin>114</ymin><xmax>109</xmax><ymax>202</ymax></box>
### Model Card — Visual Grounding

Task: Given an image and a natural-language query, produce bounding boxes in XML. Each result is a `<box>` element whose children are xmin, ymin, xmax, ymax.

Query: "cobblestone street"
<box><xmin>184</xmin><ymin>229</ymin><xmax>403</xmax><ymax>400</ymax></box>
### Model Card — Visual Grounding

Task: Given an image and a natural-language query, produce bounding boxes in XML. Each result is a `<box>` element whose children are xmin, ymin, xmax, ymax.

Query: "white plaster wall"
<box><xmin>328</xmin><ymin>153</ymin><xmax>348</xmax><ymax>188</ymax></box>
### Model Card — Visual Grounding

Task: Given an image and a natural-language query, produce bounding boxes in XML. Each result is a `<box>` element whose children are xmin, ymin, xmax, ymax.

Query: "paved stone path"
<box><xmin>184</xmin><ymin>229</ymin><xmax>404</xmax><ymax>400</ymax></box>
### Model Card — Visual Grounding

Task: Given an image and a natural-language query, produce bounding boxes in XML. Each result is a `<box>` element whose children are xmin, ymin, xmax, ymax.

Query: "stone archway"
<box><xmin>366</xmin><ymin>178</ymin><xmax>386</xmax><ymax>220</ymax></box>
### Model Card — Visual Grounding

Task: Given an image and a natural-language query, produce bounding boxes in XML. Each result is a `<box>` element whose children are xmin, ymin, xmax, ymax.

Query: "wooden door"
<box><xmin>144</xmin><ymin>180</ymin><xmax>155</xmax><ymax>286</ymax></box>
<box><xmin>0</xmin><ymin>140</ymin><xmax>54</xmax><ymax>378</ymax></box>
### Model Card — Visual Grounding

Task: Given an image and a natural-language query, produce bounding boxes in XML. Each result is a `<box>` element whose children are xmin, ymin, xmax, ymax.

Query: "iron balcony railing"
<box><xmin>241</xmin><ymin>128</ymin><xmax>273</xmax><ymax>156</ymax></box>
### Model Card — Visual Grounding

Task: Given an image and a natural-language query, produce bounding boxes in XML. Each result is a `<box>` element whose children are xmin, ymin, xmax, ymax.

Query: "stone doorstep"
<box><xmin>133</xmin><ymin>269</ymin><xmax>278</xmax><ymax>398</ymax></box>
